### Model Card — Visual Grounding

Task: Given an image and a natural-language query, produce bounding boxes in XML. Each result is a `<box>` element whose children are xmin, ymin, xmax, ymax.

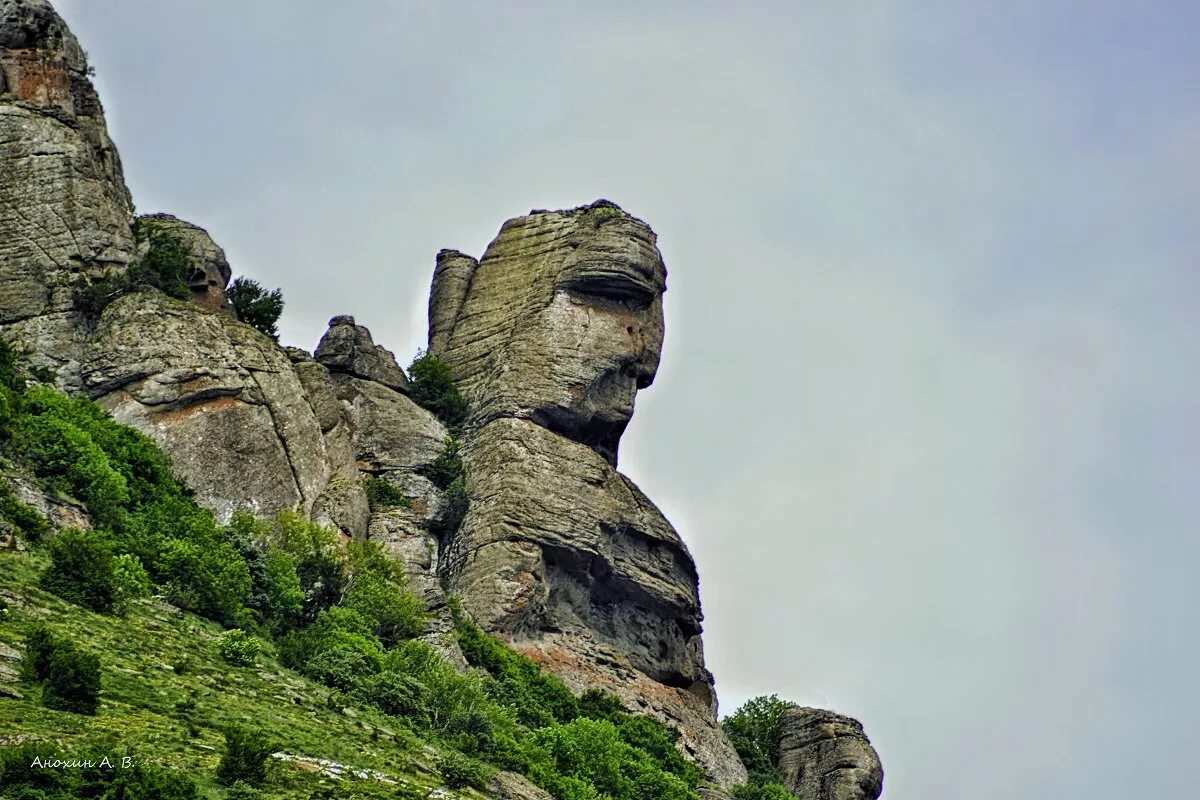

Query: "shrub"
<box><xmin>42</xmin><ymin>644</ymin><xmax>102</xmax><ymax>715</ymax></box>
<box><xmin>357</xmin><ymin>670</ymin><xmax>428</xmax><ymax>721</ymax></box>
<box><xmin>419</xmin><ymin>437</ymin><xmax>463</xmax><ymax>490</ymax></box>
<box><xmin>407</xmin><ymin>351</ymin><xmax>468</xmax><ymax>433</ymax></box>
<box><xmin>73</xmin><ymin>225</ymin><xmax>194</xmax><ymax>316</ymax></box>
<box><xmin>224</xmin><ymin>781</ymin><xmax>263</xmax><ymax>800</ymax></box>
<box><xmin>278</xmin><ymin>606</ymin><xmax>384</xmax><ymax>690</ymax></box>
<box><xmin>265</xmin><ymin>511</ymin><xmax>345</xmax><ymax>623</ymax></box>
<box><xmin>384</xmin><ymin>640</ymin><xmax>494</xmax><ymax>736</ymax></box>
<box><xmin>217</xmin><ymin>725</ymin><xmax>274</xmax><ymax>787</ymax></box>
<box><xmin>455</xmin><ymin>612</ymin><xmax>578</xmax><ymax>727</ymax></box>
<box><xmin>364</xmin><ymin>475</ymin><xmax>412</xmax><ymax>510</ymax></box>
<box><xmin>343</xmin><ymin>540</ymin><xmax>425</xmax><ymax>645</ymax></box>
<box><xmin>112</xmin><ymin>552</ymin><xmax>151</xmax><ymax>613</ymax></box>
<box><xmin>21</xmin><ymin>624</ymin><xmax>58</xmax><ymax>682</ymax></box>
<box><xmin>39</xmin><ymin>528</ymin><xmax>117</xmax><ymax>613</ymax></box>
<box><xmin>437</xmin><ymin>750</ymin><xmax>491</xmax><ymax>790</ymax></box>
<box><xmin>0</xmin><ymin>483</ymin><xmax>49</xmax><ymax>541</ymax></box>
<box><xmin>217</xmin><ymin>629</ymin><xmax>261</xmax><ymax>667</ymax></box>
<box><xmin>731</xmin><ymin>782</ymin><xmax>795</xmax><ymax>800</ymax></box>
<box><xmin>225</xmin><ymin>510</ymin><xmax>303</xmax><ymax>633</ymax></box>
<box><xmin>228</xmin><ymin>277</ymin><xmax>284</xmax><ymax>341</ymax></box>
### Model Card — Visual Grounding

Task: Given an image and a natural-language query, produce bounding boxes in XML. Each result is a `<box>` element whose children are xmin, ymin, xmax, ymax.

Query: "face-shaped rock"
<box><xmin>429</xmin><ymin>200</ymin><xmax>665</xmax><ymax>465</ymax></box>
<box><xmin>777</xmin><ymin>707</ymin><xmax>884</xmax><ymax>800</ymax></box>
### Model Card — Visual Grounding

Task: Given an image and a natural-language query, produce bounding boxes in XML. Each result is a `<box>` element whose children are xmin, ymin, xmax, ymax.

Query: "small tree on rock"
<box><xmin>228</xmin><ymin>278</ymin><xmax>284</xmax><ymax>341</ymax></box>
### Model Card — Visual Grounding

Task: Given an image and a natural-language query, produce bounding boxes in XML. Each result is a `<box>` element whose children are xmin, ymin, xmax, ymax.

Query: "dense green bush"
<box><xmin>111</xmin><ymin>552</ymin><xmax>151</xmax><ymax>613</ymax></box>
<box><xmin>278</xmin><ymin>606</ymin><xmax>385</xmax><ymax>691</ymax></box>
<box><xmin>408</xmin><ymin>351</ymin><xmax>468</xmax><ymax>433</ymax></box>
<box><xmin>364</xmin><ymin>475</ymin><xmax>412</xmax><ymax>510</ymax></box>
<box><xmin>217</xmin><ymin>629</ymin><xmax>262</xmax><ymax>667</ymax></box>
<box><xmin>437</xmin><ymin>750</ymin><xmax>491</xmax><ymax>790</ymax></box>
<box><xmin>73</xmin><ymin>224</ymin><xmax>194</xmax><ymax>317</ymax></box>
<box><xmin>23</xmin><ymin>628</ymin><xmax>101</xmax><ymax>715</ymax></box>
<box><xmin>217</xmin><ymin>725</ymin><xmax>274</xmax><ymax>787</ymax></box>
<box><xmin>228</xmin><ymin>277</ymin><xmax>285</xmax><ymax>341</ymax></box>
<box><xmin>0</xmin><ymin>742</ymin><xmax>199</xmax><ymax>800</ymax></box>
<box><xmin>21</xmin><ymin>624</ymin><xmax>58</xmax><ymax>682</ymax></box>
<box><xmin>39</xmin><ymin>528</ymin><xmax>117</xmax><ymax>613</ymax></box>
<box><xmin>226</xmin><ymin>510</ymin><xmax>304</xmax><ymax>633</ymax></box>
<box><xmin>455</xmin><ymin>612</ymin><xmax>578</xmax><ymax>728</ymax></box>
<box><xmin>42</xmin><ymin>645</ymin><xmax>102</xmax><ymax>715</ymax></box>
<box><xmin>223</xmin><ymin>781</ymin><xmax>264</xmax><ymax>800</ymax></box>
<box><xmin>343</xmin><ymin>540</ymin><xmax>426</xmax><ymax>645</ymax></box>
<box><xmin>263</xmin><ymin>511</ymin><xmax>345</xmax><ymax>624</ymax></box>
<box><xmin>527</xmin><ymin>718</ymin><xmax>694</xmax><ymax>800</ymax></box>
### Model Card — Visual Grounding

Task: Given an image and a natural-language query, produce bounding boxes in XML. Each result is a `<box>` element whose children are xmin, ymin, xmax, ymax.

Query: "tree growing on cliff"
<box><xmin>722</xmin><ymin>694</ymin><xmax>797</xmax><ymax>784</ymax></box>
<box><xmin>407</xmin><ymin>350</ymin><xmax>468</xmax><ymax>433</ymax></box>
<box><xmin>228</xmin><ymin>277</ymin><xmax>284</xmax><ymax>341</ymax></box>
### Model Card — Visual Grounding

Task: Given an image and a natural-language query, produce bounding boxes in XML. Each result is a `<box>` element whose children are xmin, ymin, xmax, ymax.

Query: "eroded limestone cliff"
<box><xmin>0</xmin><ymin>2</ymin><xmax>883</xmax><ymax>797</ymax></box>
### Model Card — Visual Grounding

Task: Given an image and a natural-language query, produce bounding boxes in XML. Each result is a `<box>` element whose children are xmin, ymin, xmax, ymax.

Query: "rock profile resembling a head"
<box><xmin>429</xmin><ymin>199</ymin><xmax>666</xmax><ymax>467</ymax></box>
<box><xmin>427</xmin><ymin>201</ymin><xmax>751</xmax><ymax>789</ymax></box>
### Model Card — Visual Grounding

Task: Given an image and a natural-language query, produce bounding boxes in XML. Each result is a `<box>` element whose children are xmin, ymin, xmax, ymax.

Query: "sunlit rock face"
<box><xmin>430</xmin><ymin>200</ymin><xmax>665</xmax><ymax>467</ymax></box>
<box><xmin>431</xmin><ymin>202</ymin><xmax>747</xmax><ymax>788</ymax></box>
<box><xmin>777</xmin><ymin>707</ymin><xmax>884</xmax><ymax>800</ymax></box>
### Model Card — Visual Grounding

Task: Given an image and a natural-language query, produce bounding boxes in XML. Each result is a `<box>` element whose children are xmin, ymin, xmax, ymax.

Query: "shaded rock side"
<box><xmin>777</xmin><ymin>707</ymin><xmax>883</xmax><ymax>800</ymax></box>
<box><xmin>315</xmin><ymin>314</ymin><xmax>410</xmax><ymax>393</ymax></box>
<box><xmin>0</xmin><ymin>0</ymin><xmax>135</xmax><ymax>323</ymax></box>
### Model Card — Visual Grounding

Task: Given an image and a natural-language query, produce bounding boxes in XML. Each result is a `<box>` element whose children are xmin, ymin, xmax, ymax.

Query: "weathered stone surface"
<box><xmin>315</xmin><ymin>315</ymin><xmax>410</xmax><ymax>393</ymax></box>
<box><xmin>136</xmin><ymin>213</ymin><xmax>232</xmax><ymax>312</ymax></box>
<box><xmin>428</xmin><ymin>248</ymin><xmax>477</xmax><ymax>358</ymax></box>
<box><xmin>432</xmin><ymin>203</ymin><xmax>746</xmax><ymax>787</ymax></box>
<box><xmin>432</xmin><ymin>200</ymin><xmax>664</xmax><ymax>467</ymax></box>
<box><xmin>0</xmin><ymin>0</ymin><xmax>135</xmax><ymax>323</ymax></box>
<box><xmin>488</xmin><ymin>770</ymin><xmax>555</xmax><ymax>800</ymax></box>
<box><xmin>777</xmin><ymin>707</ymin><xmax>883</xmax><ymax>800</ymax></box>
<box><xmin>77</xmin><ymin>291</ymin><xmax>346</xmax><ymax>526</ymax></box>
<box><xmin>287</xmin><ymin>349</ymin><xmax>370</xmax><ymax>537</ymax></box>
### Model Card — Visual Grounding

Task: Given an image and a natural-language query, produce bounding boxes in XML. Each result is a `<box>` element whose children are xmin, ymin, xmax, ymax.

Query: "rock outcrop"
<box><xmin>777</xmin><ymin>707</ymin><xmax>884</xmax><ymax>800</ymax></box>
<box><xmin>136</xmin><ymin>213</ymin><xmax>233</xmax><ymax>312</ymax></box>
<box><xmin>431</xmin><ymin>202</ymin><xmax>746</xmax><ymax>787</ymax></box>
<box><xmin>0</xmin><ymin>0</ymin><xmax>134</xmax><ymax>324</ymax></box>
<box><xmin>315</xmin><ymin>314</ymin><xmax>410</xmax><ymax>393</ymax></box>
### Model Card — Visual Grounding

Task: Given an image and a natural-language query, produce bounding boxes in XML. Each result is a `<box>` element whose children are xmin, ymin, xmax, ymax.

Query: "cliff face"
<box><xmin>0</xmin><ymin>3</ymin><xmax>882</xmax><ymax>797</ymax></box>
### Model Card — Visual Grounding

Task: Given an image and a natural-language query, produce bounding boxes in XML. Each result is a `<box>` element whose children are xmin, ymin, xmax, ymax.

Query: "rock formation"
<box><xmin>0</xmin><ymin>3</ymin><xmax>884</xmax><ymax>797</ymax></box>
<box><xmin>777</xmin><ymin>707</ymin><xmax>884</xmax><ymax>800</ymax></box>
<box><xmin>429</xmin><ymin>202</ymin><xmax>745</xmax><ymax>786</ymax></box>
<box><xmin>0</xmin><ymin>0</ymin><xmax>134</xmax><ymax>324</ymax></box>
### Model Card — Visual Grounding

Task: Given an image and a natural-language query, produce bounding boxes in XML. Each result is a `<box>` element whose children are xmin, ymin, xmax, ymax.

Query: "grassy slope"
<box><xmin>0</xmin><ymin>549</ymin><xmax>482</xmax><ymax>799</ymax></box>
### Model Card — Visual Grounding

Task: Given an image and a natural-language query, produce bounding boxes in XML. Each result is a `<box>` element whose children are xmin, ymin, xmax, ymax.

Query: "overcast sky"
<box><xmin>55</xmin><ymin>2</ymin><xmax>1198</xmax><ymax>797</ymax></box>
